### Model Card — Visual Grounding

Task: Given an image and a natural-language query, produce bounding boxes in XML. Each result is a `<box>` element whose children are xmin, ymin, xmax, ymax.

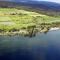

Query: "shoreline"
<box><xmin>0</xmin><ymin>27</ymin><xmax>60</xmax><ymax>36</ymax></box>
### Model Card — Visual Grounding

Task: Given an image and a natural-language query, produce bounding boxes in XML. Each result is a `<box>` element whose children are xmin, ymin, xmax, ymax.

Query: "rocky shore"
<box><xmin>0</xmin><ymin>27</ymin><xmax>60</xmax><ymax>37</ymax></box>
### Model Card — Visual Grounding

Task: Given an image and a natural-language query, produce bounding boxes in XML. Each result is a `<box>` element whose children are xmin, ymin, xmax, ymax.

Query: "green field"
<box><xmin>0</xmin><ymin>8</ymin><xmax>60</xmax><ymax>33</ymax></box>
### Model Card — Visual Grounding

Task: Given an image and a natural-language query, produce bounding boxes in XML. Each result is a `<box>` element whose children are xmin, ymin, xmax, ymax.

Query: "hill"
<box><xmin>0</xmin><ymin>8</ymin><xmax>60</xmax><ymax>36</ymax></box>
<box><xmin>0</xmin><ymin>1</ymin><xmax>60</xmax><ymax>36</ymax></box>
<box><xmin>0</xmin><ymin>1</ymin><xmax>60</xmax><ymax>16</ymax></box>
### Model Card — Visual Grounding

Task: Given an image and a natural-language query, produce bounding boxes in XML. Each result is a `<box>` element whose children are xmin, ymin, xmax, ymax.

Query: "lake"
<box><xmin>0</xmin><ymin>30</ymin><xmax>60</xmax><ymax>60</ymax></box>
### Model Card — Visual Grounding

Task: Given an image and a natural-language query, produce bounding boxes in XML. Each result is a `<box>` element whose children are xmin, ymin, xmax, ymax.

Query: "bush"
<box><xmin>9</xmin><ymin>28</ymin><xmax>19</xmax><ymax>32</ymax></box>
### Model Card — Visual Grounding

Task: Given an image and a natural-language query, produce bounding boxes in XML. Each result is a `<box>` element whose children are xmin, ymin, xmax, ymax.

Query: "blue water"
<box><xmin>0</xmin><ymin>30</ymin><xmax>60</xmax><ymax>60</ymax></box>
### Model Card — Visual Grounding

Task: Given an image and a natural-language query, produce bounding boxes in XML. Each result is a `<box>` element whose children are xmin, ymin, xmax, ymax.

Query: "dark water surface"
<box><xmin>0</xmin><ymin>30</ymin><xmax>60</xmax><ymax>60</ymax></box>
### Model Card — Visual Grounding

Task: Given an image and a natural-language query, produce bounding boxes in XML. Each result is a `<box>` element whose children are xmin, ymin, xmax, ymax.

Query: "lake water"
<box><xmin>0</xmin><ymin>30</ymin><xmax>60</xmax><ymax>60</ymax></box>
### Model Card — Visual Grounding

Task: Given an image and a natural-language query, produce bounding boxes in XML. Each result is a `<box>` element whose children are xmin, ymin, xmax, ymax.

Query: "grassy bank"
<box><xmin>0</xmin><ymin>8</ymin><xmax>60</xmax><ymax>36</ymax></box>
